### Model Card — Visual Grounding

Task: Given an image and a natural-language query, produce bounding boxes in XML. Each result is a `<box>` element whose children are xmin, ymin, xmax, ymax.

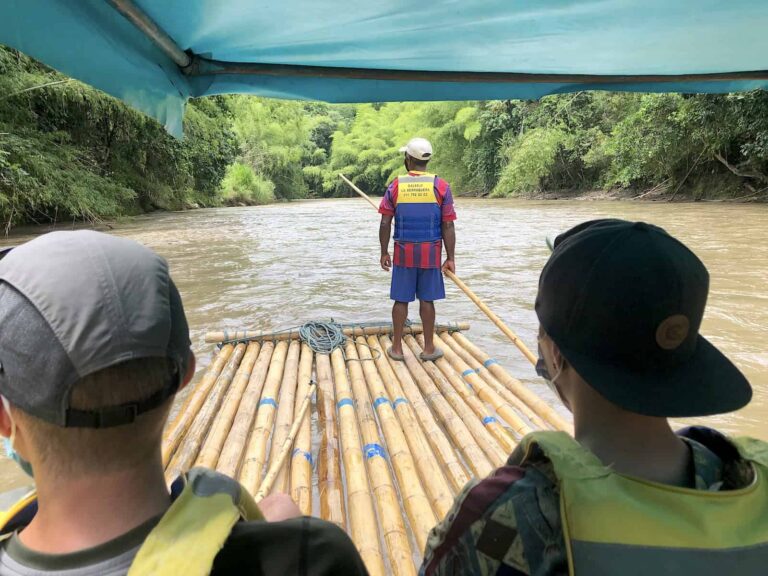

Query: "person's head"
<box><xmin>534</xmin><ymin>219</ymin><xmax>751</xmax><ymax>420</ymax></box>
<box><xmin>400</xmin><ymin>137</ymin><xmax>432</xmax><ymax>172</ymax></box>
<box><xmin>0</xmin><ymin>231</ymin><xmax>194</xmax><ymax>478</ymax></box>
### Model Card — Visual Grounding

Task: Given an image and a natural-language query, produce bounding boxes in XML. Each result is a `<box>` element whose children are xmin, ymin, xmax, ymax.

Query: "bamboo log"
<box><xmin>255</xmin><ymin>384</ymin><xmax>316</xmax><ymax>502</ymax></box>
<box><xmin>216</xmin><ymin>342</ymin><xmax>275</xmax><ymax>477</ymax></box>
<box><xmin>166</xmin><ymin>343</ymin><xmax>247</xmax><ymax>479</ymax></box>
<box><xmin>379</xmin><ymin>335</ymin><xmax>470</xmax><ymax>493</ymax></box>
<box><xmin>443</xmin><ymin>270</ymin><xmax>538</xmax><ymax>365</ymax></box>
<box><xmin>195</xmin><ymin>341</ymin><xmax>261</xmax><ymax>469</ymax></box>
<box><xmin>355</xmin><ymin>337</ymin><xmax>436</xmax><ymax>553</ymax></box>
<box><xmin>438</xmin><ymin>332</ymin><xmax>549</xmax><ymax>430</ymax></box>
<box><xmin>204</xmin><ymin>322</ymin><xmax>469</xmax><ymax>344</ymax></box>
<box><xmin>417</xmin><ymin>338</ymin><xmax>522</xmax><ymax>452</ymax></box>
<box><xmin>290</xmin><ymin>344</ymin><xmax>314</xmax><ymax>515</ymax></box>
<box><xmin>404</xmin><ymin>336</ymin><xmax>507</xmax><ymax>467</ymax></box>
<box><xmin>162</xmin><ymin>344</ymin><xmax>234</xmax><ymax>465</ymax></box>
<box><xmin>315</xmin><ymin>353</ymin><xmax>345</xmax><ymax>528</ymax></box>
<box><xmin>451</xmin><ymin>332</ymin><xmax>572</xmax><ymax>433</ymax></box>
<box><xmin>399</xmin><ymin>337</ymin><xmax>494</xmax><ymax>479</ymax></box>
<box><xmin>268</xmin><ymin>340</ymin><xmax>302</xmax><ymax>494</ymax></box>
<box><xmin>366</xmin><ymin>336</ymin><xmax>454</xmax><ymax>518</ymax></box>
<box><xmin>330</xmin><ymin>348</ymin><xmax>386</xmax><ymax>576</ymax></box>
<box><xmin>239</xmin><ymin>341</ymin><xmax>290</xmax><ymax>494</ymax></box>
<box><xmin>423</xmin><ymin>334</ymin><xmax>531</xmax><ymax>442</ymax></box>
<box><xmin>344</xmin><ymin>342</ymin><xmax>415</xmax><ymax>576</ymax></box>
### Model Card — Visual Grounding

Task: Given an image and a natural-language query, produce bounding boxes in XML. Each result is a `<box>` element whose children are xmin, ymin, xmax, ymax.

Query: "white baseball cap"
<box><xmin>399</xmin><ymin>137</ymin><xmax>433</xmax><ymax>161</ymax></box>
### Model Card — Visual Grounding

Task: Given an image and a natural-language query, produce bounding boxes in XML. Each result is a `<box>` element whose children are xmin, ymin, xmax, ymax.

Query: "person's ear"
<box><xmin>179</xmin><ymin>353</ymin><xmax>196</xmax><ymax>392</ymax></box>
<box><xmin>0</xmin><ymin>401</ymin><xmax>12</xmax><ymax>438</ymax></box>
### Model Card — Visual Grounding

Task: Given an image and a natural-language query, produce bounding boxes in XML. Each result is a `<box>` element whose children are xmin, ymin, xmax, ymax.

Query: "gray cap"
<box><xmin>0</xmin><ymin>231</ymin><xmax>191</xmax><ymax>428</ymax></box>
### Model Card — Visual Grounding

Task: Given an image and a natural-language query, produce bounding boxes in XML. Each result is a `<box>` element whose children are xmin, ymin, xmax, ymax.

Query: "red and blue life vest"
<box><xmin>393</xmin><ymin>173</ymin><xmax>442</xmax><ymax>243</ymax></box>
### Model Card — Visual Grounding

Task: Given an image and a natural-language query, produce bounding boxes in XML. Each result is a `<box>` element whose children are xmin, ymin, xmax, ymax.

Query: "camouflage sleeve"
<box><xmin>420</xmin><ymin>466</ymin><xmax>532</xmax><ymax>576</ymax></box>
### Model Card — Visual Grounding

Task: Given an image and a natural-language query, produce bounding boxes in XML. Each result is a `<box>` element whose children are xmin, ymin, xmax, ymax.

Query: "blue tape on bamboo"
<box><xmin>259</xmin><ymin>397</ymin><xmax>277</xmax><ymax>408</ymax></box>
<box><xmin>484</xmin><ymin>358</ymin><xmax>499</xmax><ymax>368</ymax></box>
<box><xmin>292</xmin><ymin>448</ymin><xmax>314</xmax><ymax>465</ymax></box>
<box><xmin>364</xmin><ymin>443</ymin><xmax>386</xmax><ymax>460</ymax></box>
<box><xmin>373</xmin><ymin>397</ymin><xmax>390</xmax><ymax>409</ymax></box>
<box><xmin>482</xmin><ymin>416</ymin><xmax>498</xmax><ymax>425</ymax></box>
<box><xmin>337</xmin><ymin>398</ymin><xmax>354</xmax><ymax>409</ymax></box>
<box><xmin>461</xmin><ymin>369</ymin><xmax>475</xmax><ymax>379</ymax></box>
<box><xmin>392</xmin><ymin>397</ymin><xmax>408</xmax><ymax>408</ymax></box>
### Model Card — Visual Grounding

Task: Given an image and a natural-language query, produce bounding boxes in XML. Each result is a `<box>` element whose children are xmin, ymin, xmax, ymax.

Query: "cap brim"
<box><xmin>0</xmin><ymin>247</ymin><xmax>14</xmax><ymax>261</ymax></box>
<box><xmin>399</xmin><ymin>146</ymin><xmax>408</xmax><ymax>153</ymax></box>
<box><xmin>558</xmin><ymin>335</ymin><xmax>752</xmax><ymax>417</ymax></box>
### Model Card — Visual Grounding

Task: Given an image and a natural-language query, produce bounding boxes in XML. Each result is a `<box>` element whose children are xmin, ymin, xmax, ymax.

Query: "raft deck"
<box><xmin>162</xmin><ymin>322</ymin><xmax>570</xmax><ymax>576</ymax></box>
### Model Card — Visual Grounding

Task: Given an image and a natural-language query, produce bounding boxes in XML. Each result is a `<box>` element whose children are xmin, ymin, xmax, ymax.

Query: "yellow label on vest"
<box><xmin>398</xmin><ymin>180</ymin><xmax>436</xmax><ymax>204</ymax></box>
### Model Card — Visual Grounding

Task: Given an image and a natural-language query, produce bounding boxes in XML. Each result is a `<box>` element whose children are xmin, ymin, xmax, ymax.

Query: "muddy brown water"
<box><xmin>0</xmin><ymin>198</ymin><xmax>766</xmax><ymax>491</ymax></box>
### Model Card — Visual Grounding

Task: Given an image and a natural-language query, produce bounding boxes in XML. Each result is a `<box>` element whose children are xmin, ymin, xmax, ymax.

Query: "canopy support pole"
<box><xmin>106</xmin><ymin>0</ymin><xmax>192</xmax><ymax>69</ymax></box>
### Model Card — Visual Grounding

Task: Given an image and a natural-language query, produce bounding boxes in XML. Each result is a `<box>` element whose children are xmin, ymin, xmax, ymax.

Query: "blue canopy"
<box><xmin>2</xmin><ymin>0</ymin><xmax>767</xmax><ymax>136</ymax></box>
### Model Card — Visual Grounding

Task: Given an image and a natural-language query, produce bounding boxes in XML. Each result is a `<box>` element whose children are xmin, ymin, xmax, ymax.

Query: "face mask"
<box><xmin>1</xmin><ymin>396</ymin><xmax>34</xmax><ymax>478</ymax></box>
<box><xmin>536</xmin><ymin>341</ymin><xmax>565</xmax><ymax>404</ymax></box>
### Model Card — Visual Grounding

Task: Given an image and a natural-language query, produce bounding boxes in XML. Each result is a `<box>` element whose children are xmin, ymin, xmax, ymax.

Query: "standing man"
<box><xmin>379</xmin><ymin>137</ymin><xmax>456</xmax><ymax>362</ymax></box>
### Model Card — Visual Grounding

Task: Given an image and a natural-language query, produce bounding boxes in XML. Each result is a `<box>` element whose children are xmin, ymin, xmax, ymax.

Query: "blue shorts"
<box><xmin>390</xmin><ymin>265</ymin><xmax>446</xmax><ymax>303</ymax></box>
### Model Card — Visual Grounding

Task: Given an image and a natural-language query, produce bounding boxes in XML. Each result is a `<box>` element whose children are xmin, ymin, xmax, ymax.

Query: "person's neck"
<box><xmin>573</xmin><ymin>393</ymin><xmax>691</xmax><ymax>486</ymax></box>
<box><xmin>20</xmin><ymin>455</ymin><xmax>171</xmax><ymax>554</ymax></box>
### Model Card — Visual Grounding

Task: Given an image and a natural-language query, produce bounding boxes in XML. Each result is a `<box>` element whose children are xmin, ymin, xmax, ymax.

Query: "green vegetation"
<box><xmin>2</xmin><ymin>45</ymin><xmax>766</xmax><ymax>231</ymax></box>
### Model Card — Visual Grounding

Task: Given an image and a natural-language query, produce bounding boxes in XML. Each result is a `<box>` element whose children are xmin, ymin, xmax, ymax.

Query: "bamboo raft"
<box><xmin>162</xmin><ymin>321</ymin><xmax>570</xmax><ymax>576</ymax></box>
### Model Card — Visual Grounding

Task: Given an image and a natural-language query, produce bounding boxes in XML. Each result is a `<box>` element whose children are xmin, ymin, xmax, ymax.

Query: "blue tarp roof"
<box><xmin>2</xmin><ymin>0</ymin><xmax>767</xmax><ymax>136</ymax></box>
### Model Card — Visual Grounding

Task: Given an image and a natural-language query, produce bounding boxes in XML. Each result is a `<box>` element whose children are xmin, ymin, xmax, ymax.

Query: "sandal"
<box><xmin>419</xmin><ymin>348</ymin><xmax>444</xmax><ymax>362</ymax></box>
<box><xmin>387</xmin><ymin>347</ymin><xmax>405</xmax><ymax>362</ymax></box>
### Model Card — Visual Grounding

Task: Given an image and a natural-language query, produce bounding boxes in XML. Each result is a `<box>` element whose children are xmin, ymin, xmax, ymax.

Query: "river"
<box><xmin>0</xmin><ymin>199</ymin><xmax>766</xmax><ymax>490</ymax></box>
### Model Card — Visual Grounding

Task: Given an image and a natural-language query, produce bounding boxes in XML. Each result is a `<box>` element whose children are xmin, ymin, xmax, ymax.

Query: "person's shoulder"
<box><xmin>212</xmin><ymin>516</ymin><xmax>368</xmax><ymax>576</ymax></box>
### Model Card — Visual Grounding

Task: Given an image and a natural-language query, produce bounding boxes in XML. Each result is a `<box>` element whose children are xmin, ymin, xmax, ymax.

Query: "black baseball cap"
<box><xmin>535</xmin><ymin>219</ymin><xmax>751</xmax><ymax>417</ymax></box>
<box><xmin>0</xmin><ymin>231</ymin><xmax>192</xmax><ymax>428</ymax></box>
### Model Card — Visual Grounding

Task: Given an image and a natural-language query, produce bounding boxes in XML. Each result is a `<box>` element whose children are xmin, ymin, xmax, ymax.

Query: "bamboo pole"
<box><xmin>422</xmin><ymin>334</ymin><xmax>531</xmax><ymax>442</ymax></box>
<box><xmin>239</xmin><ymin>341</ymin><xmax>290</xmax><ymax>494</ymax></box>
<box><xmin>166</xmin><ymin>343</ymin><xmax>247</xmax><ymax>479</ymax></box>
<box><xmin>379</xmin><ymin>335</ymin><xmax>470</xmax><ymax>493</ymax></box>
<box><xmin>339</xmin><ymin>173</ymin><xmax>379</xmax><ymax>209</ymax></box>
<box><xmin>315</xmin><ymin>353</ymin><xmax>345</xmax><ymax>528</ymax></box>
<box><xmin>355</xmin><ymin>337</ymin><xmax>437</xmax><ymax>552</ymax></box>
<box><xmin>443</xmin><ymin>270</ymin><xmax>538</xmax><ymax>365</ymax></box>
<box><xmin>330</xmin><ymin>348</ymin><xmax>386</xmax><ymax>576</ymax></box>
<box><xmin>216</xmin><ymin>342</ymin><xmax>275</xmax><ymax>477</ymax></box>
<box><xmin>195</xmin><ymin>341</ymin><xmax>261</xmax><ymax>469</ymax></box>
<box><xmin>344</xmin><ymin>342</ymin><xmax>415</xmax><ymax>576</ymax></box>
<box><xmin>255</xmin><ymin>384</ymin><xmax>316</xmax><ymax>502</ymax></box>
<box><xmin>162</xmin><ymin>343</ymin><xmax>234</xmax><ymax>465</ymax></box>
<box><xmin>438</xmin><ymin>332</ymin><xmax>549</xmax><ymax>430</ymax></box>
<box><xmin>367</xmin><ymin>336</ymin><xmax>454</xmax><ymax>518</ymax></box>
<box><xmin>290</xmin><ymin>344</ymin><xmax>314</xmax><ymax>515</ymax></box>
<box><xmin>268</xmin><ymin>340</ymin><xmax>302</xmax><ymax>494</ymax></box>
<box><xmin>403</xmin><ymin>335</ymin><xmax>507</xmax><ymax>467</ymax></box>
<box><xmin>391</xmin><ymin>334</ymin><xmax>493</xmax><ymax>479</ymax></box>
<box><xmin>450</xmin><ymin>332</ymin><xmax>572</xmax><ymax>432</ymax></box>
<box><xmin>204</xmin><ymin>322</ymin><xmax>469</xmax><ymax>344</ymax></box>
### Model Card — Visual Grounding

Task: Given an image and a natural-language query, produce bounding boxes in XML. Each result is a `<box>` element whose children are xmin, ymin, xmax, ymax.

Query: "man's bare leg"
<box><xmin>419</xmin><ymin>299</ymin><xmax>436</xmax><ymax>354</ymax></box>
<box><xmin>391</xmin><ymin>301</ymin><xmax>409</xmax><ymax>355</ymax></box>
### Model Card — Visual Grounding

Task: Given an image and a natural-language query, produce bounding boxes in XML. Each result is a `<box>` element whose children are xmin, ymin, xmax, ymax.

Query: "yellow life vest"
<box><xmin>0</xmin><ymin>468</ymin><xmax>263</xmax><ymax>576</ymax></box>
<box><xmin>520</xmin><ymin>431</ymin><xmax>768</xmax><ymax>576</ymax></box>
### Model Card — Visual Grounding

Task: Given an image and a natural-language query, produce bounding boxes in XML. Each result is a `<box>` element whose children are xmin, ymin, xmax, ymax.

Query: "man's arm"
<box><xmin>441</xmin><ymin>221</ymin><xmax>455</xmax><ymax>274</ymax></box>
<box><xmin>380</xmin><ymin>215</ymin><xmax>393</xmax><ymax>271</ymax></box>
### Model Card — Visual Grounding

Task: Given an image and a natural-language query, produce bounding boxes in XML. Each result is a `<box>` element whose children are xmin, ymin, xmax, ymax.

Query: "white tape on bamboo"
<box><xmin>330</xmin><ymin>348</ymin><xmax>386</xmax><ymax>576</ymax></box>
<box><xmin>367</xmin><ymin>335</ymin><xmax>455</xmax><ymax>518</ymax></box>
<box><xmin>216</xmin><ymin>342</ymin><xmax>274</xmax><ymax>477</ymax></box>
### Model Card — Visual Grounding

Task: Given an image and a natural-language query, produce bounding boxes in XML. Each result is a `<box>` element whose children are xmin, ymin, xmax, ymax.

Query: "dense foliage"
<box><xmin>2</xmin><ymin>44</ymin><xmax>766</xmax><ymax>231</ymax></box>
